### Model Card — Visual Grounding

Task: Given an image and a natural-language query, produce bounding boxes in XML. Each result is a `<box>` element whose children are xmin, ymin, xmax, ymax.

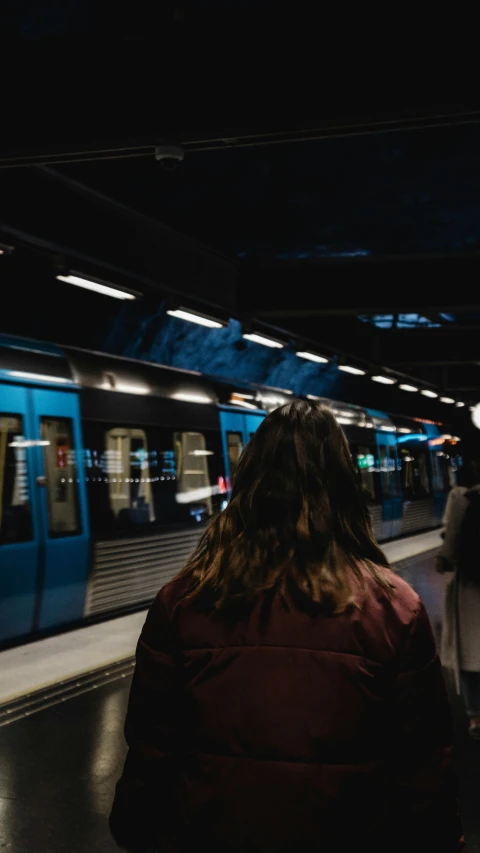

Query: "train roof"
<box><xmin>0</xmin><ymin>333</ymin><xmax>442</xmax><ymax>435</ymax></box>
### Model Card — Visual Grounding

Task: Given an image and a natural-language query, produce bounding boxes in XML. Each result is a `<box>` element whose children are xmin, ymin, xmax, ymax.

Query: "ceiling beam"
<box><xmin>1</xmin><ymin>108</ymin><xmax>478</xmax><ymax>168</ymax></box>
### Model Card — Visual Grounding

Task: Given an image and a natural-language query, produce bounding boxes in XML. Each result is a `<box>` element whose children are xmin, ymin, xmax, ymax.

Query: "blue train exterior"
<box><xmin>0</xmin><ymin>336</ymin><xmax>457</xmax><ymax>644</ymax></box>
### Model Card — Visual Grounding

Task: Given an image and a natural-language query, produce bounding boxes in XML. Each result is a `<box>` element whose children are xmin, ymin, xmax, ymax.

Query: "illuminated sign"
<box><xmin>357</xmin><ymin>454</ymin><xmax>375</xmax><ymax>469</ymax></box>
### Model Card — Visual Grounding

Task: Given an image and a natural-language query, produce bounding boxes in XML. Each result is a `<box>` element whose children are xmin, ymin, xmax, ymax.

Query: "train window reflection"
<box><xmin>41</xmin><ymin>417</ymin><xmax>80</xmax><ymax>536</ymax></box>
<box><xmin>431</xmin><ymin>450</ymin><xmax>452</xmax><ymax>493</ymax></box>
<box><xmin>174</xmin><ymin>432</ymin><xmax>214</xmax><ymax>520</ymax></box>
<box><xmin>105</xmin><ymin>428</ymin><xmax>155</xmax><ymax>526</ymax></box>
<box><xmin>399</xmin><ymin>445</ymin><xmax>431</xmax><ymax>499</ymax></box>
<box><xmin>82</xmin><ymin>421</ymin><xmax>224</xmax><ymax>534</ymax></box>
<box><xmin>0</xmin><ymin>414</ymin><xmax>32</xmax><ymax>544</ymax></box>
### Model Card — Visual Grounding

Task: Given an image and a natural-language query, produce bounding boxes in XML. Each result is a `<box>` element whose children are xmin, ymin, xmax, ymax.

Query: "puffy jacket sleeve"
<box><xmin>385</xmin><ymin>600</ymin><xmax>465</xmax><ymax>852</ymax></box>
<box><xmin>441</xmin><ymin>486</ymin><xmax>468</xmax><ymax>563</ymax></box>
<box><xmin>109</xmin><ymin>591</ymin><xmax>184</xmax><ymax>853</ymax></box>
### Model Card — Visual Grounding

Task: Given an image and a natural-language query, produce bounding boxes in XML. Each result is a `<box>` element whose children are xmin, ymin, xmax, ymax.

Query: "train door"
<box><xmin>0</xmin><ymin>385</ymin><xmax>39</xmax><ymax>641</ymax></box>
<box><xmin>30</xmin><ymin>388</ymin><xmax>90</xmax><ymax>631</ymax></box>
<box><xmin>219</xmin><ymin>409</ymin><xmax>265</xmax><ymax>487</ymax></box>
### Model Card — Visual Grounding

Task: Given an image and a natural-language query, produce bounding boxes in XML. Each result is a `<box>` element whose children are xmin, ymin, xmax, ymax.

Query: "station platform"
<box><xmin>1</xmin><ymin>529</ymin><xmax>479</xmax><ymax>852</ymax></box>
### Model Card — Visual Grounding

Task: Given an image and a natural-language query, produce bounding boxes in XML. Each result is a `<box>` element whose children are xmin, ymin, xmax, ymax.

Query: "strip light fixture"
<box><xmin>439</xmin><ymin>396</ymin><xmax>455</xmax><ymax>404</ymax></box>
<box><xmin>399</xmin><ymin>383</ymin><xmax>418</xmax><ymax>392</ymax></box>
<box><xmin>338</xmin><ymin>365</ymin><xmax>366</xmax><ymax>376</ymax></box>
<box><xmin>242</xmin><ymin>332</ymin><xmax>284</xmax><ymax>349</ymax></box>
<box><xmin>371</xmin><ymin>375</ymin><xmax>396</xmax><ymax>385</ymax></box>
<box><xmin>296</xmin><ymin>351</ymin><xmax>329</xmax><ymax>364</ymax></box>
<box><xmin>57</xmin><ymin>273</ymin><xmax>136</xmax><ymax>300</ymax></box>
<box><xmin>455</xmin><ymin>401</ymin><xmax>465</xmax><ymax>408</ymax></box>
<box><xmin>420</xmin><ymin>389</ymin><xmax>438</xmax><ymax>398</ymax></box>
<box><xmin>167</xmin><ymin>307</ymin><xmax>225</xmax><ymax>328</ymax></box>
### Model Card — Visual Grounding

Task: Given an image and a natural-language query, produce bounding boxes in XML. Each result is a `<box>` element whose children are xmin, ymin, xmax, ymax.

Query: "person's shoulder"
<box><xmin>140</xmin><ymin>572</ymin><xmax>194</xmax><ymax>647</ymax></box>
<box><xmin>154</xmin><ymin>572</ymin><xmax>194</xmax><ymax>618</ymax></box>
<box><xmin>362</xmin><ymin>563</ymin><xmax>421</xmax><ymax>622</ymax></box>
<box><xmin>451</xmin><ymin>485</ymin><xmax>469</xmax><ymax>498</ymax></box>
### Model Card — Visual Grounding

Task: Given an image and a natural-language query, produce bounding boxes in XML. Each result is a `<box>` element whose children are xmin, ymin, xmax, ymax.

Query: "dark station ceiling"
<box><xmin>2</xmin><ymin>87</ymin><xmax>480</xmax><ymax>430</ymax></box>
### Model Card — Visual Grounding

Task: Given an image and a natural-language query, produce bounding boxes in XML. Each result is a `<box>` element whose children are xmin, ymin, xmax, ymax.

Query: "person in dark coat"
<box><xmin>439</xmin><ymin>460</ymin><xmax>480</xmax><ymax>738</ymax></box>
<box><xmin>110</xmin><ymin>400</ymin><xmax>465</xmax><ymax>853</ymax></box>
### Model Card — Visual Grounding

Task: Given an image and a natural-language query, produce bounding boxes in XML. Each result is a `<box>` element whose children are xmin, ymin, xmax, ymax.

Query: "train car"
<box><xmin>0</xmin><ymin>335</ymin><xmax>457</xmax><ymax>644</ymax></box>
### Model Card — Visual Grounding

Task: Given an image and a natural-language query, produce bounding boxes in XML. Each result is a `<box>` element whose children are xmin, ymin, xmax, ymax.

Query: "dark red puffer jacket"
<box><xmin>110</xmin><ymin>567</ymin><xmax>465</xmax><ymax>853</ymax></box>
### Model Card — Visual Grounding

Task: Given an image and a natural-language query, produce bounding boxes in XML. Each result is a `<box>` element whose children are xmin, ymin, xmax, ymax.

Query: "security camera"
<box><xmin>154</xmin><ymin>145</ymin><xmax>184</xmax><ymax>170</ymax></box>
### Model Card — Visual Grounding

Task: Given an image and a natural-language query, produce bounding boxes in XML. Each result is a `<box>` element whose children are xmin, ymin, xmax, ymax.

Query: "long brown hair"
<box><xmin>180</xmin><ymin>400</ymin><xmax>394</xmax><ymax>613</ymax></box>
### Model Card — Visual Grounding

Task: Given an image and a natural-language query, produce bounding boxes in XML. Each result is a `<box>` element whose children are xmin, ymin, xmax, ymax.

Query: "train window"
<box><xmin>227</xmin><ymin>431</ymin><xmax>244</xmax><ymax>479</ymax></box>
<box><xmin>431</xmin><ymin>450</ymin><xmax>451</xmax><ymax>493</ymax></box>
<box><xmin>355</xmin><ymin>445</ymin><xmax>376</xmax><ymax>500</ymax></box>
<box><xmin>398</xmin><ymin>444</ymin><xmax>431</xmax><ymax>500</ymax></box>
<box><xmin>104</xmin><ymin>428</ymin><xmax>156</xmax><ymax>526</ymax></box>
<box><xmin>40</xmin><ymin>417</ymin><xmax>80</xmax><ymax>536</ymax></box>
<box><xmin>82</xmin><ymin>421</ymin><xmax>225</xmax><ymax>534</ymax></box>
<box><xmin>0</xmin><ymin>414</ymin><xmax>32</xmax><ymax>544</ymax></box>
<box><xmin>174</xmin><ymin>431</ymin><xmax>214</xmax><ymax>520</ymax></box>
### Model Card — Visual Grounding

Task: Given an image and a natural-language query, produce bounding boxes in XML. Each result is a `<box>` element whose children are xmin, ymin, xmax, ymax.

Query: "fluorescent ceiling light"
<box><xmin>439</xmin><ymin>396</ymin><xmax>455</xmax><ymax>404</ymax></box>
<box><xmin>455</xmin><ymin>401</ymin><xmax>465</xmax><ymax>408</ymax></box>
<box><xmin>336</xmin><ymin>417</ymin><xmax>352</xmax><ymax>425</ymax></box>
<box><xmin>338</xmin><ymin>365</ymin><xmax>366</xmax><ymax>376</ymax></box>
<box><xmin>8</xmin><ymin>370</ymin><xmax>73</xmax><ymax>384</ymax></box>
<box><xmin>57</xmin><ymin>274</ymin><xmax>136</xmax><ymax>300</ymax></box>
<box><xmin>371</xmin><ymin>375</ymin><xmax>396</xmax><ymax>385</ymax></box>
<box><xmin>172</xmin><ymin>392</ymin><xmax>212</xmax><ymax>404</ymax></box>
<box><xmin>188</xmin><ymin>450</ymin><xmax>214</xmax><ymax>456</ymax></box>
<box><xmin>167</xmin><ymin>308</ymin><xmax>224</xmax><ymax>328</ymax></box>
<box><xmin>296</xmin><ymin>351</ymin><xmax>328</xmax><ymax>364</ymax></box>
<box><xmin>243</xmin><ymin>333</ymin><xmax>284</xmax><ymax>348</ymax></box>
<box><xmin>399</xmin><ymin>384</ymin><xmax>418</xmax><ymax>392</ymax></box>
<box><xmin>397</xmin><ymin>427</ymin><xmax>412</xmax><ymax>433</ymax></box>
<box><xmin>379</xmin><ymin>425</ymin><xmax>396</xmax><ymax>431</ymax></box>
<box><xmin>420</xmin><ymin>389</ymin><xmax>438</xmax><ymax>398</ymax></box>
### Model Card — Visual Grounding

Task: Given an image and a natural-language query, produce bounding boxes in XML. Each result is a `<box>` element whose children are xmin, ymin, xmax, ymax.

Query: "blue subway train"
<box><xmin>0</xmin><ymin>335</ymin><xmax>458</xmax><ymax>644</ymax></box>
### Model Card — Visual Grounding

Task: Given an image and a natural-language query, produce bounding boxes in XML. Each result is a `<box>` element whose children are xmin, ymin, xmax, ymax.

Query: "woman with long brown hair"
<box><xmin>110</xmin><ymin>400</ymin><xmax>465</xmax><ymax>853</ymax></box>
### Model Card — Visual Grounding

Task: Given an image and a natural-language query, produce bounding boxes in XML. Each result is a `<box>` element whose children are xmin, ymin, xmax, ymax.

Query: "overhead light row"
<box><xmin>166</xmin><ymin>308</ymin><xmax>470</xmax><ymax>408</ymax></box>
<box><xmin>58</xmin><ymin>280</ymin><xmax>470</xmax><ymax>410</ymax></box>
